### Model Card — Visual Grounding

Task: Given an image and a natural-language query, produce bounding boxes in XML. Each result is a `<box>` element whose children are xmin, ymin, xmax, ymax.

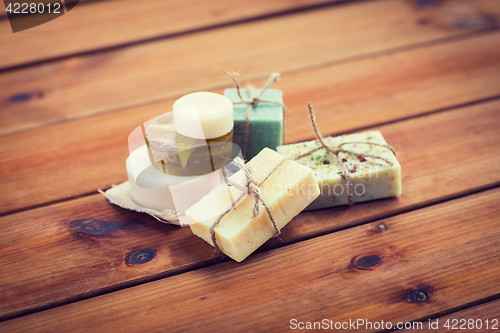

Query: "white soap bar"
<box><xmin>126</xmin><ymin>145</ymin><xmax>225</xmax><ymax>223</ymax></box>
<box><xmin>173</xmin><ymin>92</ymin><xmax>233</xmax><ymax>139</ymax></box>
<box><xmin>186</xmin><ymin>148</ymin><xmax>320</xmax><ymax>262</ymax></box>
<box><xmin>277</xmin><ymin>131</ymin><xmax>401</xmax><ymax>210</ymax></box>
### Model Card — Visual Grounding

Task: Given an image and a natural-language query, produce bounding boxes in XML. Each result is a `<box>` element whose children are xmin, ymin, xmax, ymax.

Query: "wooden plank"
<box><xmin>404</xmin><ymin>299</ymin><xmax>500</xmax><ymax>332</ymax></box>
<box><xmin>0</xmin><ymin>0</ymin><xmax>340</xmax><ymax>68</ymax></box>
<box><xmin>1</xmin><ymin>0</ymin><xmax>499</xmax><ymax>136</ymax></box>
<box><xmin>433</xmin><ymin>302</ymin><xmax>500</xmax><ymax>332</ymax></box>
<box><xmin>1</xmin><ymin>186</ymin><xmax>499</xmax><ymax>332</ymax></box>
<box><xmin>1</xmin><ymin>31</ymin><xmax>500</xmax><ymax>215</ymax></box>
<box><xmin>267</xmin><ymin>31</ymin><xmax>500</xmax><ymax>143</ymax></box>
<box><xmin>0</xmin><ymin>100</ymin><xmax>499</xmax><ymax>321</ymax></box>
<box><xmin>0</xmin><ymin>0</ymin><xmax>95</xmax><ymax>18</ymax></box>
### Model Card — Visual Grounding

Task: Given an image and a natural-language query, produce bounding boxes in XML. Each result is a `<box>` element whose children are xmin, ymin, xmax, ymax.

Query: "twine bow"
<box><xmin>209</xmin><ymin>156</ymin><xmax>289</xmax><ymax>253</ymax></box>
<box><xmin>295</xmin><ymin>103</ymin><xmax>396</xmax><ymax>206</ymax></box>
<box><xmin>227</xmin><ymin>71</ymin><xmax>285</xmax><ymax>159</ymax></box>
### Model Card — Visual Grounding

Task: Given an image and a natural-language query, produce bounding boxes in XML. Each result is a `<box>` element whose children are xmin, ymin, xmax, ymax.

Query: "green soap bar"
<box><xmin>224</xmin><ymin>88</ymin><xmax>283</xmax><ymax>160</ymax></box>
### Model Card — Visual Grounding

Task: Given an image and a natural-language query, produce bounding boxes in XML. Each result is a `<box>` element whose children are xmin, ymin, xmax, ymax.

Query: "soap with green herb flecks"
<box><xmin>277</xmin><ymin>131</ymin><xmax>401</xmax><ymax>210</ymax></box>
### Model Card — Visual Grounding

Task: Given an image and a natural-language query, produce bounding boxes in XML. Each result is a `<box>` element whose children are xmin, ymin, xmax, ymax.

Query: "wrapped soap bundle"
<box><xmin>277</xmin><ymin>103</ymin><xmax>401</xmax><ymax>210</ymax></box>
<box><xmin>103</xmin><ymin>71</ymin><xmax>286</xmax><ymax>227</ymax></box>
<box><xmin>186</xmin><ymin>148</ymin><xmax>320</xmax><ymax>262</ymax></box>
<box><xmin>101</xmin><ymin>72</ymin><xmax>402</xmax><ymax>262</ymax></box>
<box><xmin>224</xmin><ymin>72</ymin><xmax>285</xmax><ymax>160</ymax></box>
<box><xmin>103</xmin><ymin>92</ymin><xmax>238</xmax><ymax>225</ymax></box>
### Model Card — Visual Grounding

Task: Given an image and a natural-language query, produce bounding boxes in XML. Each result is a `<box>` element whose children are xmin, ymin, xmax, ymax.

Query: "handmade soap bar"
<box><xmin>121</xmin><ymin>92</ymin><xmax>234</xmax><ymax>223</ymax></box>
<box><xmin>145</xmin><ymin>109</ymin><xmax>233</xmax><ymax>177</ymax></box>
<box><xmin>224</xmin><ymin>88</ymin><xmax>283</xmax><ymax>160</ymax></box>
<box><xmin>126</xmin><ymin>144</ymin><xmax>225</xmax><ymax>223</ymax></box>
<box><xmin>277</xmin><ymin>131</ymin><xmax>401</xmax><ymax>210</ymax></box>
<box><xmin>146</xmin><ymin>93</ymin><xmax>234</xmax><ymax>177</ymax></box>
<box><xmin>186</xmin><ymin>148</ymin><xmax>320</xmax><ymax>262</ymax></box>
<box><xmin>173</xmin><ymin>92</ymin><xmax>233</xmax><ymax>140</ymax></box>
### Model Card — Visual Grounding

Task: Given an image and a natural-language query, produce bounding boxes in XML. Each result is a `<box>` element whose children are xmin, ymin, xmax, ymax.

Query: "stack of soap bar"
<box><xmin>224</xmin><ymin>88</ymin><xmax>283</xmax><ymax>160</ymax></box>
<box><xmin>126</xmin><ymin>144</ymin><xmax>225</xmax><ymax>224</ymax></box>
<box><xmin>145</xmin><ymin>110</ymin><xmax>233</xmax><ymax>177</ymax></box>
<box><xmin>125</xmin><ymin>92</ymin><xmax>234</xmax><ymax>222</ymax></box>
<box><xmin>277</xmin><ymin>131</ymin><xmax>401</xmax><ymax>210</ymax></box>
<box><xmin>186</xmin><ymin>148</ymin><xmax>320</xmax><ymax>262</ymax></box>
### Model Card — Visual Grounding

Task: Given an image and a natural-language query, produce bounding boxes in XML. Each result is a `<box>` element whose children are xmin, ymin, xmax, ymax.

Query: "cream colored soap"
<box><xmin>186</xmin><ymin>148</ymin><xmax>320</xmax><ymax>262</ymax></box>
<box><xmin>277</xmin><ymin>131</ymin><xmax>401</xmax><ymax>210</ymax></box>
<box><xmin>173</xmin><ymin>92</ymin><xmax>233</xmax><ymax>139</ymax></box>
<box><xmin>126</xmin><ymin>145</ymin><xmax>226</xmax><ymax>223</ymax></box>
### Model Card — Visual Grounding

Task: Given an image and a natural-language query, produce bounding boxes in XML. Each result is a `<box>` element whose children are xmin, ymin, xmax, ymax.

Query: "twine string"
<box><xmin>294</xmin><ymin>103</ymin><xmax>396</xmax><ymax>206</ymax></box>
<box><xmin>227</xmin><ymin>71</ymin><xmax>285</xmax><ymax>159</ymax></box>
<box><xmin>209</xmin><ymin>156</ymin><xmax>289</xmax><ymax>253</ymax></box>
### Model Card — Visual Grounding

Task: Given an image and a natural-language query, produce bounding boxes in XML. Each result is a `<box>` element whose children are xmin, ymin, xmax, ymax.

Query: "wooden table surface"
<box><xmin>1</xmin><ymin>0</ymin><xmax>500</xmax><ymax>331</ymax></box>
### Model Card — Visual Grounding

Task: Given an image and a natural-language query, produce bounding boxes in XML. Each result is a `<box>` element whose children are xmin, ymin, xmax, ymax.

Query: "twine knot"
<box><xmin>295</xmin><ymin>103</ymin><xmax>396</xmax><ymax>206</ymax></box>
<box><xmin>229</xmin><ymin>157</ymin><xmax>263</xmax><ymax>218</ymax></box>
<box><xmin>250</xmin><ymin>97</ymin><xmax>260</xmax><ymax>107</ymax></box>
<box><xmin>227</xmin><ymin>71</ymin><xmax>285</xmax><ymax>159</ymax></box>
<box><xmin>209</xmin><ymin>156</ymin><xmax>289</xmax><ymax>254</ymax></box>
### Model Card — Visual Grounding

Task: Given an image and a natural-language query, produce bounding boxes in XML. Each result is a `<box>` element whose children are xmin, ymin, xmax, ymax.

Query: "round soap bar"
<box><xmin>145</xmin><ymin>111</ymin><xmax>234</xmax><ymax>176</ymax></box>
<box><xmin>173</xmin><ymin>92</ymin><xmax>233</xmax><ymax>139</ymax></box>
<box><xmin>126</xmin><ymin>145</ymin><xmax>225</xmax><ymax>215</ymax></box>
<box><xmin>126</xmin><ymin>145</ymin><xmax>175</xmax><ymax>212</ymax></box>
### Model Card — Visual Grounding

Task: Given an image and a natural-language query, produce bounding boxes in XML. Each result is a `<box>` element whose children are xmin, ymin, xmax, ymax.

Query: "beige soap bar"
<box><xmin>277</xmin><ymin>131</ymin><xmax>401</xmax><ymax>210</ymax></box>
<box><xmin>186</xmin><ymin>148</ymin><xmax>320</xmax><ymax>262</ymax></box>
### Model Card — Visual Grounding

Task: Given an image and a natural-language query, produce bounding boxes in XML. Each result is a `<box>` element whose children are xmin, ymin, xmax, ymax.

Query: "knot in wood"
<box><xmin>10</xmin><ymin>93</ymin><xmax>34</xmax><ymax>103</ymax></box>
<box><xmin>409</xmin><ymin>290</ymin><xmax>428</xmax><ymax>303</ymax></box>
<box><xmin>126</xmin><ymin>248</ymin><xmax>156</xmax><ymax>266</ymax></box>
<box><xmin>355</xmin><ymin>255</ymin><xmax>381</xmax><ymax>269</ymax></box>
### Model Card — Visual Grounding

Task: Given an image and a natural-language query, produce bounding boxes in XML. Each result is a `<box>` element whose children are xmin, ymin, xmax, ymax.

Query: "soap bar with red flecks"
<box><xmin>277</xmin><ymin>130</ymin><xmax>401</xmax><ymax>210</ymax></box>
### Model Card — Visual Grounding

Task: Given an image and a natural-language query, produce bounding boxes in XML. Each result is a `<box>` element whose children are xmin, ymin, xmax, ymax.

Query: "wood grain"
<box><xmin>406</xmin><ymin>299</ymin><xmax>500</xmax><ymax>332</ymax></box>
<box><xmin>0</xmin><ymin>100</ymin><xmax>499</xmax><ymax>321</ymax></box>
<box><xmin>0</xmin><ymin>0</ymin><xmax>97</xmax><ymax>18</ymax></box>
<box><xmin>1</xmin><ymin>0</ymin><xmax>499</xmax><ymax>136</ymax></box>
<box><xmin>2</xmin><ymin>187</ymin><xmax>499</xmax><ymax>332</ymax></box>
<box><xmin>271</xmin><ymin>31</ymin><xmax>500</xmax><ymax>142</ymax></box>
<box><xmin>1</xmin><ymin>32</ymin><xmax>500</xmax><ymax>215</ymax></box>
<box><xmin>0</xmin><ymin>0</ymin><xmax>340</xmax><ymax>69</ymax></box>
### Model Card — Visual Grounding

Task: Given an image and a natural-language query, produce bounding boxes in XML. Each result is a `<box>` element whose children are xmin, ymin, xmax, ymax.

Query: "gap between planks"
<box><xmin>2</xmin><ymin>183</ymin><xmax>499</xmax><ymax>324</ymax></box>
<box><xmin>288</xmin><ymin>93</ymin><xmax>500</xmax><ymax>144</ymax></box>
<box><xmin>1</xmin><ymin>0</ymin><xmax>499</xmax><ymax>136</ymax></box>
<box><xmin>1</xmin><ymin>27</ymin><xmax>498</xmax><ymax>141</ymax></box>
<box><xmin>0</xmin><ymin>99</ymin><xmax>499</xmax><ymax>322</ymax></box>
<box><xmin>0</xmin><ymin>0</ymin><xmax>356</xmax><ymax>70</ymax></box>
<box><xmin>1</xmin><ymin>93</ymin><xmax>499</xmax><ymax>219</ymax></box>
<box><xmin>1</xmin><ymin>188</ymin><xmax>499</xmax><ymax>331</ymax></box>
<box><xmin>397</xmin><ymin>298</ymin><xmax>500</xmax><ymax>333</ymax></box>
<box><xmin>1</xmin><ymin>30</ymin><xmax>500</xmax><ymax>215</ymax></box>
